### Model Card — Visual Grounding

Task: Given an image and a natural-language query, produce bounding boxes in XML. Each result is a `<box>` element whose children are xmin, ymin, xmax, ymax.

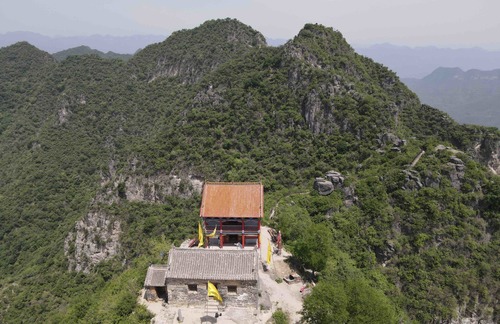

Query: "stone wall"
<box><xmin>166</xmin><ymin>279</ymin><xmax>258</xmax><ymax>307</ymax></box>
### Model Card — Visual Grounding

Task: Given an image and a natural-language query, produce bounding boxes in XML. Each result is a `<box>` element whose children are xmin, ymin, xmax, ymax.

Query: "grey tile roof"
<box><xmin>166</xmin><ymin>248</ymin><xmax>259</xmax><ymax>281</ymax></box>
<box><xmin>144</xmin><ymin>264</ymin><xmax>169</xmax><ymax>287</ymax></box>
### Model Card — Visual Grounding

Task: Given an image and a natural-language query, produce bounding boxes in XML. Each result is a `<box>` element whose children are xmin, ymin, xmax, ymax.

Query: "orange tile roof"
<box><xmin>200</xmin><ymin>182</ymin><xmax>263</xmax><ymax>218</ymax></box>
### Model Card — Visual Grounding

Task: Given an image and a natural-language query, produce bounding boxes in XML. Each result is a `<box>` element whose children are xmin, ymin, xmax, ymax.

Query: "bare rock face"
<box><xmin>56</xmin><ymin>94</ymin><xmax>86</xmax><ymax>125</ymax></box>
<box><xmin>193</xmin><ymin>85</ymin><xmax>226</xmax><ymax>107</ymax></box>
<box><xmin>122</xmin><ymin>173</ymin><xmax>203</xmax><ymax>202</ymax></box>
<box><xmin>98</xmin><ymin>171</ymin><xmax>203</xmax><ymax>204</ymax></box>
<box><xmin>64</xmin><ymin>209</ymin><xmax>121</xmax><ymax>273</ymax></box>
<box><xmin>474</xmin><ymin>136</ymin><xmax>500</xmax><ymax>175</ymax></box>
<box><xmin>443</xmin><ymin>156</ymin><xmax>466</xmax><ymax>190</ymax></box>
<box><xmin>301</xmin><ymin>88</ymin><xmax>338</xmax><ymax>134</ymax></box>
<box><xmin>65</xmin><ymin>168</ymin><xmax>204</xmax><ymax>272</ymax></box>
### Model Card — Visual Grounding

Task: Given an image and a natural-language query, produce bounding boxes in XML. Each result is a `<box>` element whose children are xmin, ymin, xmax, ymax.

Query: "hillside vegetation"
<box><xmin>0</xmin><ymin>19</ymin><xmax>498</xmax><ymax>323</ymax></box>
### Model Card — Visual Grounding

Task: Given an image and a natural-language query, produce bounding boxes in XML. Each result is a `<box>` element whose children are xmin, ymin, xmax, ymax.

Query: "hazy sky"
<box><xmin>1</xmin><ymin>0</ymin><xmax>499</xmax><ymax>49</ymax></box>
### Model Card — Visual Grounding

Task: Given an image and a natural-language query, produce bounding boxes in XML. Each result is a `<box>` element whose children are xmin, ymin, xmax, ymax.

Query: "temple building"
<box><xmin>200</xmin><ymin>182</ymin><xmax>263</xmax><ymax>248</ymax></box>
<box><xmin>143</xmin><ymin>182</ymin><xmax>264</xmax><ymax>307</ymax></box>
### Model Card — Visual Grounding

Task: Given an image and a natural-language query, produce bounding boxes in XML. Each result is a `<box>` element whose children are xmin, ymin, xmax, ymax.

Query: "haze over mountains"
<box><xmin>0</xmin><ymin>31</ymin><xmax>166</xmax><ymax>54</ymax></box>
<box><xmin>357</xmin><ymin>43</ymin><xmax>500</xmax><ymax>79</ymax></box>
<box><xmin>2</xmin><ymin>31</ymin><xmax>500</xmax><ymax>79</ymax></box>
<box><xmin>404</xmin><ymin>68</ymin><xmax>500</xmax><ymax>128</ymax></box>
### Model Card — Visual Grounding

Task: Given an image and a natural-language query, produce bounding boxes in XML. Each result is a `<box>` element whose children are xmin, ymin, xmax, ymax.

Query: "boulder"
<box><xmin>450</xmin><ymin>156</ymin><xmax>464</xmax><ymax>165</ymax></box>
<box><xmin>325</xmin><ymin>170</ymin><xmax>344</xmax><ymax>185</ymax></box>
<box><xmin>381</xmin><ymin>133</ymin><xmax>405</xmax><ymax>147</ymax></box>
<box><xmin>313</xmin><ymin>178</ymin><xmax>334</xmax><ymax>195</ymax></box>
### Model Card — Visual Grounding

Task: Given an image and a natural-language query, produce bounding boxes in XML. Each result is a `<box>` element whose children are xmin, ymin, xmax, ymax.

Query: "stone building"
<box><xmin>143</xmin><ymin>264</ymin><xmax>168</xmax><ymax>301</ymax></box>
<box><xmin>165</xmin><ymin>248</ymin><xmax>259</xmax><ymax>307</ymax></box>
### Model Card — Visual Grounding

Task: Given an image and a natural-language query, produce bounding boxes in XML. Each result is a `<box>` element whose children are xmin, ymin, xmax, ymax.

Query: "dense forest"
<box><xmin>0</xmin><ymin>19</ymin><xmax>498</xmax><ymax>323</ymax></box>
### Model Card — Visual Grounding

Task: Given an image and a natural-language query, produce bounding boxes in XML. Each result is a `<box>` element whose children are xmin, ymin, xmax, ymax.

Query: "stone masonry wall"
<box><xmin>166</xmin><ymin>279</ymin><xmax>258</xmax><ymax>307</ymax></box>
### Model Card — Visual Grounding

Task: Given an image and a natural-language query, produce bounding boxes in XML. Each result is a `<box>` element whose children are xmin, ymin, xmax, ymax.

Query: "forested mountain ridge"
<box><xmin>130</xmin><ymin>18</ymin><xmax>266</xmax><ymax>83</ymax></box>
<box><xmin>0</xmin><ymin>18</ymin><xmax>498</xmax><ymax>323</ymax></box>
<box><xmin>52</xmin><ymin>45</ymin><xmax>132</xmax><ymax>62</ymax></box>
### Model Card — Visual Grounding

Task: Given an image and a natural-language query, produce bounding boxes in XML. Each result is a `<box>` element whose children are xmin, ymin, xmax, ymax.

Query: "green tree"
<box><xmin>345</xmin><ymin>279</ymin><xmax>398</xmax><ymax>324</ymax></box>
<box><xmin>302</xmin><ymin>281</ymin><xmax>349</xmax><ymax>323</ymax></box>
<box><xmin>292</xmin><ymin>222</ymin><xmax>333</xmax><ymax>271</ymax></box>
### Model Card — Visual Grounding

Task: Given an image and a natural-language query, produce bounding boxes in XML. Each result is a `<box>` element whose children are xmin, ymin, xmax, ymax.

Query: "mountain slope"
<box><xmin>130</xmin><ymin>18</ymin><xmax>266</xmax><ymax>83</ymax></box>
<box><xmin>404</xmin><ymin>67</ymin><xmax>500</xmax><ymax>128</ymax></box>
<box><xmin>0</xmin><ymin>19</ymin><xmax>499</xmax><ymax>323</ymax></box>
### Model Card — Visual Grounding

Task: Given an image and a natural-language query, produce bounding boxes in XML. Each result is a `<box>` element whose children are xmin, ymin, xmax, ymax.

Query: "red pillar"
<box><xmin>258</xmin><ymin>218</ymin><xmax>261</xmax><ymax>248</ymax></box>
<box><xmin>219</xmin><ymin>218</ymin><xmax>223</xmax><ymax>248</ymax></box>
<box><xmin>242</xmin><ymin>218</ymin><xmax>245</xmax><ymax>248</ymax></box>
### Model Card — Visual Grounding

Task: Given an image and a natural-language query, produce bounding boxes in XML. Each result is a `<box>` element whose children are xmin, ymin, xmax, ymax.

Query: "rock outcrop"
<box><xmin>65</xmin><ymin>169</ymin><xmax>204</xmax><ymax>272</ymax></box>
<box><xmin>379</xmin><ymin>133</ymin><xmax>406</xmax><ymax>150</ymax></box>
<box><xmin>443</xmin><ymin>156</ymin><xmax>466</xmax><ymax>190</ymax></box>
<box><xmin>325</xmin><ymin>170</ymin><xmax>345</xmax><ymax>188</ymax></box>
<box><xmin>473</xmin><ymin>136</ymin><xmax>500</xmax><ymax>175</ymax></box>
<box><xmin>313</xmin><ymin>170</ymin><xmax>357</xmax><ymax>206</ymax></box>
<box><xmin>64</xmin><ymin>209</ymin><xmax>121</xmax><ymax>273</ymax></box>
<box><xmin>402</xmin><ymin>169</ymin><xmax>424</xmax><ymax>191</ymax></box>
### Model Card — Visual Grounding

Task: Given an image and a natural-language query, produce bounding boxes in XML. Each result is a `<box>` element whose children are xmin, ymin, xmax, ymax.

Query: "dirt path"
<box><xmin>259</xmin><ymin>226</ymin><xmax>304</xmax><ymax>323</ymax></box>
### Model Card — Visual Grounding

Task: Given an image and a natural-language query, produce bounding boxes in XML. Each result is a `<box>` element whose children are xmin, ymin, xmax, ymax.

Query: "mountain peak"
<box><xmin>284</xmin><ymin>23</ymin><xmax>355</xmax><ymax>69</ymax></box>
<box><xmin>294</xmin><ymin>23</ymin><xmax>354</xmax><ymax>54</ymax></box>
<box><xmin>0</xmin><ymin>41</ymin><xmax>55</xmax><ymax>75</ymax></box>
<box><xmin>131</xmin><ymin>18</ymin><xmax>266</xmax><ymax>83</ymax></box>
<box><xmin>2</xmin><ymin>41</ymin><xmax>51</xmax><ymax>57</ymax></box>
<box><xmin>423</xmin><ymin>67</ymin><xmax>464</xmax><ymax>81</ymax></box>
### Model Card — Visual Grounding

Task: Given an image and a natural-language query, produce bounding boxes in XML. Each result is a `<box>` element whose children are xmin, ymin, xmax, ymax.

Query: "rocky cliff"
<box><xmin>64</xmin><ymin>171</ymin><xmax>203</xmax><ymax>272</ymax></box>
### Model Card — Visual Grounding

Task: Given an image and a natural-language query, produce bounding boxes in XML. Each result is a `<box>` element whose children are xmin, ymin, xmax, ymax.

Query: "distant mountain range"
<box><xmin>404</xmin><ymin>67</ymin><xmax>500</xmax><ymax>128</ymax></box>
<box><xmin>357</xmin><ymin>43</ymin><xmax>500</xmax><ymax>78</ymax></box>
<box><xmin>0</xmin><ymin>31</ymin><xmax>166</xmax><ymax>54</ymax></box>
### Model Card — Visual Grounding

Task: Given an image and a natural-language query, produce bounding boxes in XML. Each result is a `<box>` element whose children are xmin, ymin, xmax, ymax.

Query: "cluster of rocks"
<box><xmin>377</xmin><ymin>133</ymin><xmax>406</xmax><ymax>153</ymax></box>
<box><xmin>313</xmin><ymin>170</ymin><xmax>357</xmax><ymax>207</ymax></box>
<box><xmin>313</xmin><ymin>170</ymin><xmax>345</xmax><ymax>195</ymax></box>
<box><xmin>401</xmin><ymin>169</ymin><xmax>424</xmax><ymax>190</ymax></box>
<box><xmin>401</xmin><ymin>156</ymin><xmax>467</xmax><ymax>191</ymax></box>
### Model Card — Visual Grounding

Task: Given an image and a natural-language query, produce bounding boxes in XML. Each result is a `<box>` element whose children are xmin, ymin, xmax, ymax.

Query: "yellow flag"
<box><xmin>267</xmin><ymin>239</ymin><xmax>272</xmax><ymax>265</ymax></box>
<box><xmin>198</xmin><ymin>222</ymin><xmax>204</xmax><ymax>247</ymax></box>
<box><xmin>207</xmin><ymin>281</ymin><xmax>223</xmax><ymax>302</ymax></box>
<box><xmin>206</xmin><ymin>226</ymin><xmax>217</xmax><ymax>238</ymax></box>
